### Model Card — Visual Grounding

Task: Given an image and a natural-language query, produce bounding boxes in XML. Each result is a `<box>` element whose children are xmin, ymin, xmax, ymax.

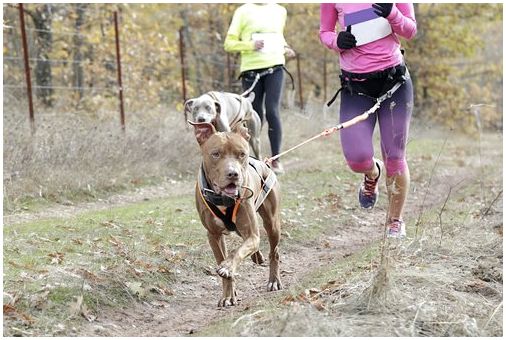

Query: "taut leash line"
<box><xmin>264</xmin><ymin>104</ymin><xmax>377</xmax><ymax>164</ymax></box>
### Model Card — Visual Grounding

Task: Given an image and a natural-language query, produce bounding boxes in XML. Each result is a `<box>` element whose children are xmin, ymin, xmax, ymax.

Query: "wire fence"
<box><xmin>3</xmin><ymin>4</ymin><xmax>340</xmax><ymax>133</ymax></box>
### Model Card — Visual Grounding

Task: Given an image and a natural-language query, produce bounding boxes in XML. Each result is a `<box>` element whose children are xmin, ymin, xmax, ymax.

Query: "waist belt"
<box><xmin>240</xmin><ymin>65</ymin><xmax>295</xmax><ymax>97</ymax></box>
<box><xmin>327</xmin><ymin>63</ymin><xmax>407</xmax><ymax>107</ymax></box>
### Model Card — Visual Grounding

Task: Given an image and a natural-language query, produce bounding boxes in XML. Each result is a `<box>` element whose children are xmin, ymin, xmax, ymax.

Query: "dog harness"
<box><xmin>206</xmin><ymin>91</ymin><xmax>248</xmax><ymax>131</ymax></box>
<box><xmin>197</xmin><ymin>157</ymin><xmax>277</xmax><ymax>235</ymax></box>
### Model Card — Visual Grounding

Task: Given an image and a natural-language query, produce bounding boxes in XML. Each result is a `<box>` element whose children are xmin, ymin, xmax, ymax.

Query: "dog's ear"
<box><xmin>188</xmin><ymin>121</ymin><xmax>216</xmax><ymax>145</ymax></box>
<box><xmin>184</xmin><ymin>99</ymin><xmax>195</xmax><ymax>125</ymax></box>
<box><xmin>233</xmin><ymin>121</ymin><xmax>251</xmax><ymax>141</ymax></box>
<box><xmin>214</xmin><ymin>101</ymin><xmax>221</xmax><ymax>116</ymax></box>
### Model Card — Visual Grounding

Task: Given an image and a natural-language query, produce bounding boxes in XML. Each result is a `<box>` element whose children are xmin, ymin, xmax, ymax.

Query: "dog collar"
<box><xmin>196</xmin><ymin>160</ymin><xmax>277</xmax><ymax>235</ymax></box>
<box><xmin>198</xmin><ymin>165</ymin><xmax>238</xmax><ymax>208</ymax></box>
<box><xmin>197</xmin><ymin>165</ymin><xmax>242</xmax><ymax>235</ymax></box>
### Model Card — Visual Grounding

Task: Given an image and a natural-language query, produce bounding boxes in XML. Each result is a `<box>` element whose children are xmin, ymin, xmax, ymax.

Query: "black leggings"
<box><xmin>241</xmin><ymin>66</ymin><xmax>284</xmax><ymax>157</ymax></box>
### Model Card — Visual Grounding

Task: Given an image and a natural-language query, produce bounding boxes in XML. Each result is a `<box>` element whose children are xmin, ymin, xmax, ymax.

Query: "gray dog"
<box><xmin>184</xmin><ymin>91</ymin><xmax>262</xmax><ymax>159</ymax></box>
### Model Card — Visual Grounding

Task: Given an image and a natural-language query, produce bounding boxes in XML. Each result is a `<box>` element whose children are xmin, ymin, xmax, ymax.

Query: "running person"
<box><xmin>224</xmin><ymin>3</ymin><xmax>296</xmax><ymax>174</ymax></box>
<box><xmin>319</xmin><ymin>3</ymin><xmax>417</xmax><ymax>238</ymax></box>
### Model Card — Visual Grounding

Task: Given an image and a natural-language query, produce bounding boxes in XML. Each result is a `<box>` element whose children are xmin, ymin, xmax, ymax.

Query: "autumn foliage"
<box><xmin>3</xmin><ymin>3</ymin><xmax>502</xmax><ymax>131</ymax></box>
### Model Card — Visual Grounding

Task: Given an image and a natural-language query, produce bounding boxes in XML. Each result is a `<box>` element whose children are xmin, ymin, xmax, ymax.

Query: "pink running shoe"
<box><xmin>387</xmin><ymin>218</ymin><xmax>406</xmax><ymax>239</ymax></box>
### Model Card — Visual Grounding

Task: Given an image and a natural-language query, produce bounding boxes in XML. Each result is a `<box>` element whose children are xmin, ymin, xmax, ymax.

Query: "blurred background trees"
<box><xmin>3</xmin><ymin>3</ymin><xmax>503</xmax><ymax>131</ymax></box>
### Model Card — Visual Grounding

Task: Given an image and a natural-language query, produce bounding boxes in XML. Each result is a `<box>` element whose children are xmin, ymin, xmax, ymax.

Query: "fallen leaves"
<box><xmin>108</xmin><ymin>235</ymin><xmax>123</xmax><ymax>247</ymax></box>
<box><xmin>71</xmin><ymin>238</ymin><xmax>84</xmax><ymax>245</ymax></box>
<box><xmin>30</xmin><ymin>289</ymin><xmax>50</xmax><ymax>310</ymax></box>
<box><xmin>150</xmin><ymin>285</ymin><xmax>174</xmax><ymax>296</ymax></box>
<box><xmin>3</xmin><ymin>293</ymin><xmax>34</xmax><ymax>325</ymax></box>
<box><xmin>280</xmin><ymin>287</ymin><xmax>327</xmax><ymax>311</ymax></box>
<box><xmin>48</xmin><ymin>252</ymin><xmax>65</xmax><ymax>264</ymax></box>
<box><xmin>125</xmin><ymin>281</ymin><xmax>174</xmax><ymax>299</ymax></box>
<box><xmin>125</xmin><ymin>281</ymin><xmax>146</xmax><ymax>298</ymax></box>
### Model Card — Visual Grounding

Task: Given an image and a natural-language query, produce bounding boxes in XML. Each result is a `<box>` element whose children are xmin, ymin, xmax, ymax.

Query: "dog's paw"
<box><xmin>251</xmin><ymin>250</ymin><xmax>266</xmax><ymax>265</ymax></box>
<box><xmin>267</xmin><ymin>278</ymin><xmax>282</xmax><ymax>291</ymax></box>
<box><xmin>218</xmin><ymin>295</ymin><xmax>238</xmax><ymax>307</ymax></box>
<box><xmin>217</xmin><ymin>264</ymin><xmax>233</xmax><ymax>278</ymax></box>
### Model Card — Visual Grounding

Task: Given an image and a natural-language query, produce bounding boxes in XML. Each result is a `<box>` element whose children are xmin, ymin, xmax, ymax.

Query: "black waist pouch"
<box><xmin>341</xmin><ymin>64</ymin><xmax>407</xmax><ymax>99</ymax></box>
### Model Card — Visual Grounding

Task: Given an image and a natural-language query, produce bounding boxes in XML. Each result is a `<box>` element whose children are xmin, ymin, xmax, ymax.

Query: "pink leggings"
<box><xmin>339</xmin><ymin>77</ymin><xmax>413</xmax><ymax>177</ymax></box>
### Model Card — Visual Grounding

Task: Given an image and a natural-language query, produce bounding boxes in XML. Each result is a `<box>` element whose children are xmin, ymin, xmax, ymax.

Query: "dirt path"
<box><xmin>3</xmin><ymin>180</ymin><xmax>192</xmax><ymax>226</ymax></box>
<box><xmin>81</xmin><ymin>163</ymin><xmax>487</xmax><ymax>336</ymax></box>
<box><xmin>4</xmin><ymin>130</ymin><xmax>502</xmax><ymax>337</ymax></box>
<box><xmin>79</xmin><ymin>204</ymin><xmax>386</xmax><ymax>336</ymax></box>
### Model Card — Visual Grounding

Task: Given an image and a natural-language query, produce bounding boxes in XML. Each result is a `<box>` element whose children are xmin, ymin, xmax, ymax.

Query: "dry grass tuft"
<box><xmin>4</xmin><ymin>107</ymin><xmax>199</xmax><ymax>211</ymax></box>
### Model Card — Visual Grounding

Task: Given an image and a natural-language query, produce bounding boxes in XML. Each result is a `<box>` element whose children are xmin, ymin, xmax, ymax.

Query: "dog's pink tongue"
<box><xmin>223</xmin><ymin>184</ymin><xmax>238</xmax><ymax>196</ymax></box>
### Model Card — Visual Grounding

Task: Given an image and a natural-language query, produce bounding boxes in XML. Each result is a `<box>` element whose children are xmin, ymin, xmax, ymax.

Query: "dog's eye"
<box><xmin>205</xmin><ymin>105</ymin><xmax>211</xmax><ymax>111</ymax></box>
<box><xmin>239</xmin><ymin>152</ymin><xmax>247</xmax><ymax>159</ymax></box>
<box><xmin>211</xmin><ymin>151</ymin><xmax>220</xmax><ymax>159</ymax></box>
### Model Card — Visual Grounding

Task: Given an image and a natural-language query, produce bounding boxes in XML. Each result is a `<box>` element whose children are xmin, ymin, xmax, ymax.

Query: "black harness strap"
<box><xmin>248</xmin><ymin>158</ymin><xmax>277</xmax><ymax>211</ymax></box>
<box><xmin>207</xmin><ymin>204</ymin><xmax>239</xmax><ymax>234</ymax></box>
<box><xmin>198</xmin><ymin>158</ymin><xmax>277</xmax><ymax>235</ymax></box>
<box><xmin>198</xmin><ymin>166</ymin><xmax>241</xmax><ymax>235</ymax></box>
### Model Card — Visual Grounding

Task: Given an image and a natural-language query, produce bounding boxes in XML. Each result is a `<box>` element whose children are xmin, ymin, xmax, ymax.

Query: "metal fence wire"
<box><xmin>3</xmin><ymin>4</ymin><xmax>336</xmax><ymax>132</ymax></box>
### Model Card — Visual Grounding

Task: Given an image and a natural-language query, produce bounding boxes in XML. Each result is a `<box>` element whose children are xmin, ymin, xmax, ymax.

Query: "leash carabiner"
<box><xmin>241</xmin><ymin>67</ymin><xmax>275</xmax><ymax>97</ymax></box>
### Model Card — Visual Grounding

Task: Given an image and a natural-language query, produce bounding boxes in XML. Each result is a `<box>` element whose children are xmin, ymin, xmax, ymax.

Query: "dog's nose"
<box><xmin>226</xmin><ymin>169</ymin><xmax>239</xmax><ymax>179</ymax></box>
<box><xmin>197</xmin><ymin>117</ymin><xmax>206</xmax><ymax>123</ymax></box>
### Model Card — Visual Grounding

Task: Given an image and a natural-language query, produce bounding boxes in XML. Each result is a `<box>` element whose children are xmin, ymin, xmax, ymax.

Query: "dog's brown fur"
<box><xmin>190</xmin><ymin>121</ymin><xmax>282</xmax><ymax>307</ymax></box>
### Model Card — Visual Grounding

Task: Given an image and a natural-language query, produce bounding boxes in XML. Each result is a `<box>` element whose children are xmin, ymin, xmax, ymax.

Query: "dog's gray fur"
<box><xmin>184</xmin><ymin>91</ymin><xmax>261</xmax><ymax>159</ymax></box>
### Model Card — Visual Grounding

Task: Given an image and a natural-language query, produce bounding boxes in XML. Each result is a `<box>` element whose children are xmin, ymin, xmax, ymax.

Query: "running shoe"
<box><xmin>358</xmin><ymin>158</ymin><xmax>383</xmax><ymax>209</ymax></box>
<box><xmin>387</xmin><ymin>218</ymin><xmax>406</xmax><ymax>239</ymax></box>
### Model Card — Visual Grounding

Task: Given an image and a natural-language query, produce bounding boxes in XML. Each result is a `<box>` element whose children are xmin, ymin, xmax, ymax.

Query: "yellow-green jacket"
<box><xmin>224</xmin><ymin>3</ymin><xmax>289</xmax><ymax>73</ymax></box>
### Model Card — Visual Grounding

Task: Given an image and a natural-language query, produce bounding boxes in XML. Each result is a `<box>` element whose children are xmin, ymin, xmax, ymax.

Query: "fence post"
<box><xmin>18</xmin><ymin>3</ymin><xmax>35</xmax><ymax>134</ymax></box>
<box><xmin>113</xmin><ymin>11</ymin><xmax>125</xmax><ymax>132</ymax></box>
<box><xmin>296</xmin><ymin>54</ymin><xmax>304</xmax><ymax>110</ymax></box>
<box><xmin>179</xmin><ymin>27</ymin><xmax>187</xmax><ymax>103</ymax></box>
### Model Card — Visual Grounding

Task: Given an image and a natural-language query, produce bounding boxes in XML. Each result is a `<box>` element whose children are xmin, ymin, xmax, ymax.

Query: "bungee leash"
<box><xmin>264</xmin><ymin>80</ymin><xmax>405</xmax><ymax>165</ymax></box>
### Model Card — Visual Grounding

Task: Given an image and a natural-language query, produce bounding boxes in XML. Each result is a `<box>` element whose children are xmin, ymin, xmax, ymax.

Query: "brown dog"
<box><xmin>190</xmin><ymin>120</ymin><xmax>282</xmax><ymax>307</ymax></box>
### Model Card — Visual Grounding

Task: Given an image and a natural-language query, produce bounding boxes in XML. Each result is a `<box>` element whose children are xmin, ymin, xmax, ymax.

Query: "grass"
<box><xmin>196</xmin><ymin>128</ymin><xmax>503</xmax><ymax>337</ymax></box>
<box><xmin>198</xmin><ymin>203</ymin><xmax>502</xmax><ymax>337</ymax></box>
<box><xmin>3</xmin><ymin>194</ymin><xmax>201</xmax><ymax>335</ymax></box>
<box><xmin>3</xmin><ymin>110</ymin><xmax>200</xmax><ymax>215</ymax></box>
<box><xmin>3</xmin><ymin>113</ymin><xmax>365</xmax><ymax>336</ymax></box>
<box><xmin>3</xmin><ymin>108</ymin><xmax>502</xmax><ymax>336</ymax></box>
<box><xmin>3</xmin><ymin>156</ymin><xmax>357</xmax><ymax>335</ymax></box>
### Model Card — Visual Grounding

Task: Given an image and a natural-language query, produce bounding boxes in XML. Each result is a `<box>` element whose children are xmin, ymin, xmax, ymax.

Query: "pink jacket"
<box><xmin>320</xmin><ymin>3</ymin><xmax>417</xmax><ymax>74</ymax></box>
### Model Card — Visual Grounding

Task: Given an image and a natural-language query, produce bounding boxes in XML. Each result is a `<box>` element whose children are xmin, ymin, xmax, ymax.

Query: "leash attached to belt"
<box><xmin>241</xmin><ymin>65</ymin><xmax>295</xmax><ymax>97</ymax></box>
<box><xmin>264</xmin><ymin>79</ymin><xmax>405</xmax><ymax>165</ymax></box>
<box><xmin>326</xmin><ymin>63</ymin><xmax>407</xmax><ymax>107</ymax></box>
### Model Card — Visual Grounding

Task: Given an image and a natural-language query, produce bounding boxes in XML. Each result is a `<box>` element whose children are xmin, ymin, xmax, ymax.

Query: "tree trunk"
<box><xmin>28</xmin><ymin>4</ymin><xmax>54</xmax><ymax>106</ymax></box>
<box><xmin>73</xmin><ymin>4</ymin><xmax>87</xmax><ymax>101</ymax></box>
<box><xmin>179</xmin><ymin>7</ymin><xmax>203</xmax><ymax>95</ymax></box>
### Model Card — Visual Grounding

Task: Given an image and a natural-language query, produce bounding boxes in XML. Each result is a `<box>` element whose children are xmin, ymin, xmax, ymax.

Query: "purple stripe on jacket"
<box><xmin>319</xmin><ymin>3</ymin><xmax>417</xmax><ymax>74</ymax></box>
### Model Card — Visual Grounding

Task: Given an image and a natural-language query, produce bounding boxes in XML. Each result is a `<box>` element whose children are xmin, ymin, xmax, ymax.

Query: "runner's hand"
<box><xmin>336</xmin><ymin>29</ymin><xmax>356</xmax><ymax>50</ymax></box>
<box><xmin>284</xmin><ymin>46</ymin><xmax>296</xmax><ymax>58</ymax></box>
<box><xmin>254</xmin><ymin>40</ymin><xmax>264</xmax><ymax>50</ymax></box>
<box><xmin>372</xmin><ymin>3</ymin><xmax>393</xmax><ymax>18</ymax></box>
